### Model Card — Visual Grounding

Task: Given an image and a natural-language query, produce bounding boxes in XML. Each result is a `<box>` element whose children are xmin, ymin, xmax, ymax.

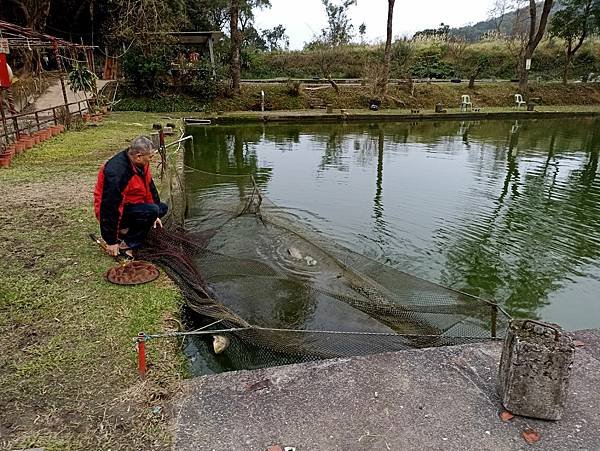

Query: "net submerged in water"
<box><xmin>137</xmin><ymin>168</ymin><xmax>510</xmax><ymax>371</ymax></box>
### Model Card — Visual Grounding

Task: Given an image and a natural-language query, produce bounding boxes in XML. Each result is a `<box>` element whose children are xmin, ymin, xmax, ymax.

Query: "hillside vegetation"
<box><xmin>240</xmin><ymin>38</ymin><xmax>600</xmax><ymax>81</ymax></box>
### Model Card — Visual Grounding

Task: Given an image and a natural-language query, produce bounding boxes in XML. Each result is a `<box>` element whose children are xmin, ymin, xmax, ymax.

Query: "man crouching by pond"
<box><xmin>94</xmin><ymin>136</ymin><xmax>167</xmax><ymax>258</ymax></box>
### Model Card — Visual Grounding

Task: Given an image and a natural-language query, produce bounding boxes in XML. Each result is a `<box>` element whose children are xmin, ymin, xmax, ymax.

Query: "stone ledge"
<box><xmin>175</xmin><ymin>330</ymin><xmax>600</xmax><ymax>451</ymax></box>
<box><xmin>208</xmin><ymin>110</ymin><xmax>600</xmax><ymax>125</ymax></box>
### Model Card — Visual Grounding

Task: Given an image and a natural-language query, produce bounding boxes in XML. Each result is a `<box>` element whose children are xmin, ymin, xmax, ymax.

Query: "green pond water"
<box><xmin>183</xmin><ymin>117</ymin><xmax>600</xmax><ymax>339</ymax></box>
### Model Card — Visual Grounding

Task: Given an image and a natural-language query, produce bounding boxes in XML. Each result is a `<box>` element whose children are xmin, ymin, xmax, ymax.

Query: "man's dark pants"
<box><xmin>120</xmin><ymin>202</ymin><xmax>168</xmax><ymax>249</ymax></box>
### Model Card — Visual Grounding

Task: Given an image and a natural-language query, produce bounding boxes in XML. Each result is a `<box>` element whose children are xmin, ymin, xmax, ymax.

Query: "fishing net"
<box><xmin>136</xmin><ymin>142</ymin><xmax>510</xmax><ymax>372</ymax></box>
<box><xmin>106</xmin><ymin>260</ymin><xmax>160</xmax><ymax>285</ymax></box>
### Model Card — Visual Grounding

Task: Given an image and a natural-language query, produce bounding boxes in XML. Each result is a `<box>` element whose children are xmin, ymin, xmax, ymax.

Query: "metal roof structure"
<box><xmin>0</xmin><ymin>20</ymin><xmax>95</xmax><ymax>50</ymax></box>
<box><xmin>152</xmin><ymin>31</ymin><xmax>224</xmax><ymax>45</ymax></box>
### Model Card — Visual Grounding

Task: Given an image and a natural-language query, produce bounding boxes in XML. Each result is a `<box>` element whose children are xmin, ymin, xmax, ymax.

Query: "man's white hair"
<box><xmin>128</xmin><ymin>136</ymin><xmax>154</xmax><ymax>155</ymax></box>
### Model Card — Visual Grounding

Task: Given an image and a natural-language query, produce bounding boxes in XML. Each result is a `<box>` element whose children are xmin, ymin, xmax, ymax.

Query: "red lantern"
<box><xmin>0</xmin><ymin>53</ymin><xmax>10</xmax><ymax>88</ymax></box>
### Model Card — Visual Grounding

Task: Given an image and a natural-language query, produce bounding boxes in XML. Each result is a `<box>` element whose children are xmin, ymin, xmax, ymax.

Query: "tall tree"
<box><xmin>262</xmin><ymin>25</ymin><xmax>289</xmax><ymax>51</ymax></box>
<box><xmin>106</xmin><ymin>0</ymin><xmax>186</xmax><ymax>44</ymax></box>
<box><xmin>514</xmin><ymin>0</ymin><xmax>555</xmax><ymax>92</ymax></box>
<box><xmin>358</xmin><ymin>22</ymin><xmax>367</xmax><ymax>44</ymax></box>
<box><xmin>228</xmin><ymin>0</ymin><xmax>270</xmax><ymax>93</ymax></box>
<box><xmin>447</xmin><ymin>38</ymin><xmax>492</xmax><ymax>88</ymax></box>
<box><xmin>230</xmin><ymin>0</ymin><xmax>242</xmax><ymax>93</ymax></box>
<box><xmin>377</xmin><ymin>0</ymin><xmax>395</xmax><ymax>95</ymax></box>
<box><xmin>2</xmin><ymin>0</ymin><xmax>51</xmax><ymax>74</ymax></box>
<box><xmin>549</xmin><ymin>0</ymin><xmax>600</xmax><ymax>84</ymax></box>
<box><xmin>4</xmin><ymin>0</ymin><xmax>51</xmax><ymax>30</ymax></box>
<box><xmin>319</xmin><ymin>0</ymin><xmax>357</xmax><ymax>46</ymax></box>
<box><xmin>494</xmin><ymin>0</ymin><xmax>555</xmax><ymax>91</ymax></box>
<box><xmin>184</xmin><ymin>0</ymin><xmax>229</xmax><ymax>31</ymax></box>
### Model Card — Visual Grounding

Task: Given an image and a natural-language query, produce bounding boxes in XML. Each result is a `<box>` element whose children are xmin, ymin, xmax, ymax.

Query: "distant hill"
<box><xmin>415</xmin><ymin>2</ymin><xmax>564</xmax><ymax>42</ymax></box>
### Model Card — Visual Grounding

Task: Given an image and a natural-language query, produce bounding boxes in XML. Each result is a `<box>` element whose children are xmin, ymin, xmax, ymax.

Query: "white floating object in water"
<box><xmin>304</xmin><ymin>256</ymin><xmax>317</xmax><ymax>266</ymax></box>
<box><xmin>212</xmin><ymin>335</ymin><xmax>230</xmax><ymax>354</ymax></box>
<box><xmin>288</xmin><ymin>247</ymin><xmax>303</xmax><ymax>260</ymax></box>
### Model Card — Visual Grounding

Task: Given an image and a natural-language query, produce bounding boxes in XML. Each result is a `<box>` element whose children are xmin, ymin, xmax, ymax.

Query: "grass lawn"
<box><xmin>0</xmin><ymin>112</ymin><xmax>187</xmax><ymax>450</ymax></box>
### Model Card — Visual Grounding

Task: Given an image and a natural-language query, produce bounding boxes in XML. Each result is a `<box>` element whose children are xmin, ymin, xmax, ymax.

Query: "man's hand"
<box><xmin>153</xmin><ymin>218</ymin><xmax>163</xmax><ymax>229</ymax></box>
<box><xmin>106</xmin><ymin>243</ymin><xmax>119</xmax><ymax>256</ymax></box>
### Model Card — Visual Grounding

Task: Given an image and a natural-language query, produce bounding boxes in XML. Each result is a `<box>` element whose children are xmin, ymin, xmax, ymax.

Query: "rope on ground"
<box><xmin>138</xmin><ymin>324</ymin><xmax>504</xmax><ymax>342</ymax></box>
<box><xmin>183</xmin><ymin>164</ymin><xmax>259</xmax><ymax>178</ymax></box>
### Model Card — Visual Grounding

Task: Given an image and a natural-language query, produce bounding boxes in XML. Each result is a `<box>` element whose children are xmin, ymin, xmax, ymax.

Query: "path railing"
<box><xmin>0</xmin><ymin>99</ymin><xmax>91</xmax><ymax>148</ymax></box>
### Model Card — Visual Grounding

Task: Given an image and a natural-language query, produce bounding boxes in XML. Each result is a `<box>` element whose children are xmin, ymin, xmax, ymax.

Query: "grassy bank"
<box><xmin>115</xmin><ymin>81</ymin><xmax>600</xmax><ymax>113</ymax></box>
<box><xmin>0</xmin><ymin>113</ymin><xmax>186</xmax><ymax>450</ymax></box>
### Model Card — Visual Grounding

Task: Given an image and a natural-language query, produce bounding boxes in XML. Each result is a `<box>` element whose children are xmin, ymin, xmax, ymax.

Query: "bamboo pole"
<box><xmin>52</xmin><ymin>40</ymin><xmax>70</xmax><ymax>124</ymax></box>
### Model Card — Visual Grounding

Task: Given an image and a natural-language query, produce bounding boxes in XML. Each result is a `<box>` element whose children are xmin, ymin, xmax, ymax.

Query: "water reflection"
<box><xmin>186</xmin><ymin>118</ymin><xmax>600</xmax><ymax>329</ymax></box>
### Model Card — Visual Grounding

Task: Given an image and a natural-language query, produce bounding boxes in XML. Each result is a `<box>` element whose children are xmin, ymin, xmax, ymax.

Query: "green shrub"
<box><xmin>122</xmin><ymin>46</ymin><xmax>171</xmax><ymax>95</ymax></box>
<box><xmin>411</xmin><ymin>46</ymin><xmax>454</xmax><ymax>79</ymax></box>
<box><xmin>188</xmin><ymin>65</ymin><xmax>221</xmax><ymax>101</ymax></box>
<box><xmin>114</xmin><ymin>94</ymin><xmax>209</xmax><ymax>112</ymax></box>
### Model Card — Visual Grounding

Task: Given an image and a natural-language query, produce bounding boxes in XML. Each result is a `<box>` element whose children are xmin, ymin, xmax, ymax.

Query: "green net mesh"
<box><xmin>137</xmin><ymin>141</ymin><xmax>510</xmax><ymax>372</ymax></box>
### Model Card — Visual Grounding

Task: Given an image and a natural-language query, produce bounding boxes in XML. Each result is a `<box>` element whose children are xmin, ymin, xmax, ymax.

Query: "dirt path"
<box><xmin>32</xmin><ymin>79</ymin><xmax>110</xmax><ymax>112</ymax></box>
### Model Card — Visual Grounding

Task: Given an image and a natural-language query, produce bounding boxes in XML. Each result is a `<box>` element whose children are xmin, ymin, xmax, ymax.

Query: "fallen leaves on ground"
<box><xmin>245</xmin><ymin>379</ymin><xmax>272</xmax><ymax>392</ymax></box>
<box><xmin>500</xmin><ymin>411</ymin><xmax>514</xmax><ymax>422</ymax></box>
<box><xmin>522</xmin><ymin>428</ymin><xmax>541</xmax><ymax>444</ymax></box>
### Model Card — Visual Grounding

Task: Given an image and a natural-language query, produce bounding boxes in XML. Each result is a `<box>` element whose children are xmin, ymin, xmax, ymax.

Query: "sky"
<box><xmin>253</xmin><ymin>0</ymin><xmax>498</xmax><ymax>50</ymax></box>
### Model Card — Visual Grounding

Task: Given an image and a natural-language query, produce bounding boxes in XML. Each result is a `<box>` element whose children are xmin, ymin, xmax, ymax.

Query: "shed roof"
<box><xmin>163</xmin><ymin>31</ymin><xmax>224</xmax><ymax>45</ymax></box>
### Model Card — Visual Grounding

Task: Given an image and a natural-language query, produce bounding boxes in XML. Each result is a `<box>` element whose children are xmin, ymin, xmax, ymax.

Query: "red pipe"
<box><xmin>137</xmin><ymin>332</ymin><xmax>147</xmax><ymax>378</ymax></box>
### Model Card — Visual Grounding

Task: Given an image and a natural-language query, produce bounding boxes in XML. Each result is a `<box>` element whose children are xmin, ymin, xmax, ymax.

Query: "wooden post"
<box><xmin>103</xmin><ymin>47</ymin><xmax>109</xmax><ymax>80</ymax></box>
<box><xmin>5</xmin><ymin>87</ymin><xmax>19</xmax><ymax>139</ymax></box>
<box><xmin>34</xmin><ymin>111</ymin><xmax>40</xmax><ymax>131</ymax></box>
<box><xmin>88</xmin><ymin>48</ymin><xmax>96</xmax><ymax>76</ymax></box>
<box><xmin>52</xmin><ymin>40</ymin><xmax>71</xmax><ymax>123</ymax></box>
<box><xmin>0</xmin><ymin>89</ymin><xmax>9</xmax><ymax>145</ymax></box>
<box><xmin>208</xmin><ymin>36</ymin><xmax>216</xmax><ymax>78</ymax></box>
<box><xmin>81</xmin><ymin>39</ymin><xmax>96</xmax><ymax>105</ymax></box>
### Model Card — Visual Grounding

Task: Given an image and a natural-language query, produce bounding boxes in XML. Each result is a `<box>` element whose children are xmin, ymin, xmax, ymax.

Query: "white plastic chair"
<box><xmin>460</xmin><ymin>95</ymin><xmax>472</xmax><ymax>112</ymax></box>
<box><xmin>514</xmin><ymin>94</ymin><xmax>526</xmax><ymax>110</ymax></box>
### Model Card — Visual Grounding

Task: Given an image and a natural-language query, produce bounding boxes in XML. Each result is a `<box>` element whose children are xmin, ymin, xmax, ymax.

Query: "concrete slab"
<box><xmin>175</xmin><ymin>330</ymin><xmax>600</xmax><ymax>451</ymax></box>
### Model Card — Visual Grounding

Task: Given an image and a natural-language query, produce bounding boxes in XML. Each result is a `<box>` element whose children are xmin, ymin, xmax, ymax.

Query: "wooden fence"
<box><xmin>0</xmin><ymin>99</ymin><xmax>91</xmax><ymax>148</ymax></box>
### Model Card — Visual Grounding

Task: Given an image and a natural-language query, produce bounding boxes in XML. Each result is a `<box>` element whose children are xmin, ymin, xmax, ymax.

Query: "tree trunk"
<box><xmin>327</xmin><ymin>76</ymin><xmax>339</xmax><ymax>94</ymax></box>
<box><xmin>378</xmin><ymin>0</ymin><xmax>395</xmax><ymax>96</ymax></box>
<box><xmin>469</xmin><ymin>64</ymin><xmax>483</xmax><ymax>89</ymax></box>
<box><xmin>518</xmin><ymin>53</ymin><xmax>530</xmax><ymax>93</ymax></box>
<box><xmin>563</xmin><ymin>51</ymin><xmax>572</xmax><ymax>85</ymax></box>
<box><xmin>229</xmin><ymin>0</ymin><xmax>242</xmax><ymax>94</ymax></box>
<box><xmin>518</xmin><ymin>0</ymin><xmax>554</xmax><ymax>92</ymax></box>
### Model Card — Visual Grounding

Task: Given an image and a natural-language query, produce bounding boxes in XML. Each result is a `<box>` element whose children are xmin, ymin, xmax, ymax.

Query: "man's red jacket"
<box><xmin>94</xmin><ymin>150</ymin><xmax>160</xmax><ymax>245</ymax></box>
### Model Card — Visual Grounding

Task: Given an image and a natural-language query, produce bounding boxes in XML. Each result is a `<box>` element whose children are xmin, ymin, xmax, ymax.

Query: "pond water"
<box><xmin>184</xmin><ymin>118</ymin><xmax>600</xmax><ymax>335</ymax></box>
